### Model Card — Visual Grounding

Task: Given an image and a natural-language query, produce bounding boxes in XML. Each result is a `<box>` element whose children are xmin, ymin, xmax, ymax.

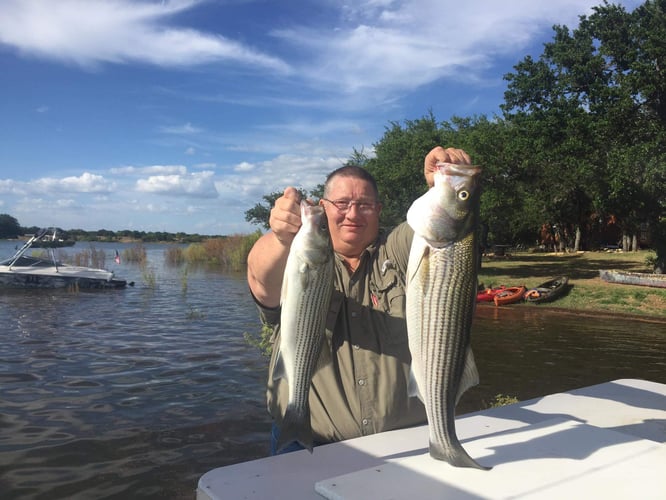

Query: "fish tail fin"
<box><xmin>276</xmin><ymin>404</ymin><xmax>314</xmax><ymax>453</ymax></box>
<box><xmin>429</xmin><ymin>440</ymin><xmax>491</xmax><ymax>470</ymax></box>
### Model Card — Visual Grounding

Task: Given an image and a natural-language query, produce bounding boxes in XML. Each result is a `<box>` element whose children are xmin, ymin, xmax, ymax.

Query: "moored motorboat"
<box><xmin>28</xmin><ymin>228</ymin><xmax>76</xmax><ymax>248</ymax></box>
<box><xmin>599</xmin><ymin>269</ymin><xmax>666</xmax><ymax>289</ymax></box>
<box><xmin>0</xmin><ymin>229</ymin><xmax>128</xmax><ymax>289</ymax></box>
<box><xmin>493</xmin><ymin>285</ymin><xmax>527</xmax><ymax>306</ymax></box>
<box><xmin>524</xmin><ymin>276</ymin><xmax>569</xmax><ymax>304</ymax></box>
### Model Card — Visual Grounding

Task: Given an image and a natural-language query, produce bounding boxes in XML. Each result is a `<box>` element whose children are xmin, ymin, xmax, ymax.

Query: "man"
<box><xmin>247</xmin><ymin>146</ymin><xmax>472</xmax><ymax>453</ymax></box>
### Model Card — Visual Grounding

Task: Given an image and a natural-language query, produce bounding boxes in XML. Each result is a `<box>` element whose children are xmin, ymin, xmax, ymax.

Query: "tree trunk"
<box><xmin>622</xmin><ymin>233</ymin><xmax>630</xmax><ymax>252</ymax></box>
<box><xmin>654</xmin><ymin>221</ymin><xmax>666</xmax><ymax>274</ymax></box>
<box><xmin>574</xmin><ymin>226</ymin><xmax>581</xmax><ymax>252</ymax></box>
<box><xmin>631</xmin><ymin>234</ymin><xmax>638</xmax><ymax>252</ymax></box>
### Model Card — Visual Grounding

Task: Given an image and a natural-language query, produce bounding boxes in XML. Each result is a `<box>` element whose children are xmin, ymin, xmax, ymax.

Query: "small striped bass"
<box><xmin>274</xmin><ymin>201</ymin><xmax>334</xmax><ymax>452</ymax></box>
<box><xmin>406</xmin><ymin>162</ymin><xmax>489</xmax><ymax>470</ymax></box>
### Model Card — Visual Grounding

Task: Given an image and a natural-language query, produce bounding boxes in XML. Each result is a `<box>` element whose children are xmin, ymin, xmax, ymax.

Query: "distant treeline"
<box><xmin>0</xmin><ymin>213</ymin><xmax>243</xmax><ymax>243</ymax></box>
<box><xmin>20</xmin><ymin>226</ymin><xmax>225</xmax><ymax>244</ymax></box>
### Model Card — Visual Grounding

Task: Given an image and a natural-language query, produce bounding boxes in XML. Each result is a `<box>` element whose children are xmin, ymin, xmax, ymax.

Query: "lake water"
<box><xmin>1</xmin><ymin>240</ymin><xmax>665</xmax><ymax>499</ymax></box>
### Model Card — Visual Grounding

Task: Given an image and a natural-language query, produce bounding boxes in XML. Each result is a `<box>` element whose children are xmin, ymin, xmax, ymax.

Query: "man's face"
<box><xmin>321</xmin><ymin>176</ymin><xmax>382</xmax><ymax>257</ymax></box>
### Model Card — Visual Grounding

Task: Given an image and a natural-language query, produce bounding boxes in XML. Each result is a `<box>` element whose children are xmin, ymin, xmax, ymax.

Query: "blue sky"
<box><xmin>0</xmin><ymin>0</ymin><xmax>643</xmax><ymax>235</ymax></box>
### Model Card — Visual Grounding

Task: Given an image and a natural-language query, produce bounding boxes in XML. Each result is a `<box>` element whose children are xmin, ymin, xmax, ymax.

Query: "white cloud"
<box><xmin>193</xmin><ymin>162</ymin><xmax>217</xmax><ymax>170</ymax></box>
<box><xmin>234</xmin><ymin>162</ymin><xmax>254</xmax><ymax>172</ymax></box>
<box><xmin>258</xmin><ymin>118</ymin><xmax>367</xmax><ymax>137</ymax></box>
<box><xmin>0</xmin><ymin>0</ymin><xmax>290</xmax><ymax>72</ymax></box>
<box><xmin>0</xmin><ymin>179</ymin><xmax>22</xmax><ymax>195</ymax></box>
<box><xmin>143</xmin><ymin>165</ymin><xmax>189</xmax><ymax>175</ymax></box>
<box><xmin>274</xmin><ymin>0</ymin><xmax>643</xmax><ymax>96</ymax></box>
<box><xmin>160</xmin><ymin>122</ymin><xmax>203</xmax><ymax>135</ymax></box>
<box><xmin>110</xmin><ymin>165</ymin><xmax>187</xmax><ymax>176</ymax></box>
<box><xmin>55</xmin><ymin>198</ymin><xmax>79</xmax><ymax>208</ymax></box>
<box><xmin>217</xmin><ymin>154</ymin><xmax>344</xmax><ymax>203</ymax></box>
<box><xmin>136</xmin><ymin>170</ymin><xmax>218</xmax><ymax>198</ymax></box>
<box><xmin>34</xmin><ymin>172</ymin><xmax>115</xmax><ymax>193</ymax></box>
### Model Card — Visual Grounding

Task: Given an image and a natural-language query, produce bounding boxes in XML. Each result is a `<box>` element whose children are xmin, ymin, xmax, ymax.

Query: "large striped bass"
<box><xmin>406</xmin><ymin>162</ymin><xmax>489</xmax><ymax>470</ymax></box>
<box><xmin>274</xmin><ymin>201</ymin><xmax>334</xmax><ymax>453</ymax></box>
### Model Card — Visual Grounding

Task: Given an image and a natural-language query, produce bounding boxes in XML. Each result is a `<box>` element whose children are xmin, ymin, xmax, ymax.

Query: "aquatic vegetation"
<box><xmin>49</xmin><ymin>245</ymin><xmax>107</xmax><ymax>268</ymax></box>
<box><xmin>183</xmin><ymin>243</ymin><xmax>208</xmax><ymax>264</ymax></box>
<box><xmin>489</xmin><ymin>394</ymin><xmax>519</xmax><ymax>408</ymax></box>
<box><xmin>141</xmin><ymin>264</ymin><xmax>156</xmax><ymax>288</ymax></box>
<box><xmin>164</xmin><ymin>246</ymin><xmax>185</xmax><ymax>266</ymax></box>
<box><xmin>123</xmin><ymin>243</ymin><xmax>147</xmax><ymax>265</ymax></box>
<box><xmin>173</xmin><ymin>231</ymin><xmax>262</xmax><ymax>271</ymax></box>
<box><xmin>244</xmin><ymin>323</ymin><xmax>274</xmax><ymax>357</ymax></box>
<box><xmin>180</xmin><ymin>268</ymin><xmax>188</xmax><ymax>296</ymax></box>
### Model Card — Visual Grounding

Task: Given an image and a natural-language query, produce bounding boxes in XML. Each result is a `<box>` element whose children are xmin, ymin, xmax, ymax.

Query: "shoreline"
<box><xmin>477</xmin><ymin>302</ymin><xmax>666</xmax><ymax>325</ymax></box>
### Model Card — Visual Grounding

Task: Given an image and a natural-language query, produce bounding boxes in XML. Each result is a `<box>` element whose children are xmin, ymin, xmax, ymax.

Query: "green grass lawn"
<box><xmin>478</xmin><ymin>249</ymin><xmax>666</xmax><ymax>318</ymax></box>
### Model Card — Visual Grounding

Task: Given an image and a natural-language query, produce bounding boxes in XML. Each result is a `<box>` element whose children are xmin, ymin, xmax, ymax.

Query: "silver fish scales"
<box><xmin>406</xmin><ymin>162</ymin><xmax>490</xmax><ymax>470</ymax></box>
<box><xmin>274</xmin><ymin>201</ymin><xmax>334</xmax><ymax>453</ymax></box>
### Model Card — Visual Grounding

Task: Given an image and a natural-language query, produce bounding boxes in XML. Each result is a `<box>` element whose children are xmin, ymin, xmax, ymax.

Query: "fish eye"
<box><xmin>458</xmin><ymin>190</ymin><xmax>470</xmax><ymax>201</ymax></box>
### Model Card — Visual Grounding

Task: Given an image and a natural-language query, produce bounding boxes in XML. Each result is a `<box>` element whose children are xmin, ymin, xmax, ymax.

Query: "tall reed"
<box><xmin>172</xmin><ymin>231</ymin><xmax>262</xmax><ymax>271</ymax></box>
<box><xmin>122</xmin><ymin>243</ymin><xmax>147</xmax><ymax>265</ymax></box>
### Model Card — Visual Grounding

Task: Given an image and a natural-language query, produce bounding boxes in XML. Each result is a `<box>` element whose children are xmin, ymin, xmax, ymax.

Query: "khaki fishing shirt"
<box><xmin>256</xmin><ymin>222</ymin><xmax>426</xmax><ymax>443</ymax></box>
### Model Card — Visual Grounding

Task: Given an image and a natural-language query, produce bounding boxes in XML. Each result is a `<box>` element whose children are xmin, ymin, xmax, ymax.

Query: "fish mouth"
<box><xmin>436</xmin><ymin>162</ymin><xmax>481</xmax><ymax>177</ymax></box>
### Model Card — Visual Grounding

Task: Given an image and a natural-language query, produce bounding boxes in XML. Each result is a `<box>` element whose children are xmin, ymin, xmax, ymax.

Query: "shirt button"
<box><xmin>351</xmin><ymin>311</ymin><xmax>357</xmax><ymax>318</ymax></box>
<box><xmin>362</xmin><ymin>418</ymin><xmax>369</xmax><ymax>426</ymax></box>
<box><xmin>353</xmin><ymin>344</ymin><xmax>360</xmax><ymax>350</ymax></box>
<box><xmin>358</xmin><ymin>379</ymin><xmax>365</xmax><ymax>386</ymax></box>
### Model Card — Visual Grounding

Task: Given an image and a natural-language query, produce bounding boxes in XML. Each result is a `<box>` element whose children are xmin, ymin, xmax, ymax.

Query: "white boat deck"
<box><xmin>196</xmin><ymin>379</ymin><xmax>666</xmax><ymax>499</ymax></box>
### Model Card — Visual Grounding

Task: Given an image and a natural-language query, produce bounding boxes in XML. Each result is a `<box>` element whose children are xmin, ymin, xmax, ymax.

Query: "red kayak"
<box><xmin>493</xmin><ymin>285</ymin><xmax>527</xmax><ymax>306</ymax></box>
<box><xmin>477</xmin><ymin>285</ymin><xmax>506</xmax><ymax>302</ymax></box>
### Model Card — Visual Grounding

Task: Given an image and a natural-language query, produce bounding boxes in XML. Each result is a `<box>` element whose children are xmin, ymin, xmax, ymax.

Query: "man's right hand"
<box><xmin>247</xmin><ymin>187</ymin><xmax>304</xmax><ymax>307</ymax></box>
<box><xmin>270</xmin><ymin>187</ymin><xmax>302</xmax><ymax>246</ymax></box>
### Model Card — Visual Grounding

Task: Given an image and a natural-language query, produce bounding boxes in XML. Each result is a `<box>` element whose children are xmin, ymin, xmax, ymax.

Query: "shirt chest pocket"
<box><xmin>369</xmin><ymin>269</ymin><xmax>408</xmax><ymax>346</ymax></box>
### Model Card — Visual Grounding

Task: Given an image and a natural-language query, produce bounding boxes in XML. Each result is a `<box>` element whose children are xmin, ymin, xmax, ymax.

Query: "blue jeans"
<box><xmin>270</xmin><ymin>422</ymin><xmax>325</xmax><ymax>455</ymax></box>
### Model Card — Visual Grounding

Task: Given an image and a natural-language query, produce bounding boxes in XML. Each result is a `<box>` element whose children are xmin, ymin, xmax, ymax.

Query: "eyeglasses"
<box><xmin>322</xmin><ymin>198</ymin><xmax>378</xmax><ymax>214</ymax></box>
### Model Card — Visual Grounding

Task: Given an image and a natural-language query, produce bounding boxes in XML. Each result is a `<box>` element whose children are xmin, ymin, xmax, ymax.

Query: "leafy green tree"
<box><xmin>365</xmin><ymin>111</ymin><xmax>445</xmax><ymax>229</ymax></box>
<box><xmin>438</xmin><ymin>115</ymin><xmax>536</xmax><ymax>246</ymax></box>
<box><xmin>502</xmin><ymin>0</ymin><xmax>666</xmax><ymax>260</ymax></box>
<box><xmin>0</xmin><ymin>214</ymin><xmax>22</xmax><ymax>238</ymax></box>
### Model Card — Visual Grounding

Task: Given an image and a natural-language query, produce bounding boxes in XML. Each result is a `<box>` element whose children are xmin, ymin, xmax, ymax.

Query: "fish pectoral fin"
<box><xmin>407</xmin><ymin>368</ymin><xmax>423</xmax><ymax>403</ymax></box>
<box><xmin>407</xmin><ymin>241</ymin><xmax>429</xmax><ymax>285</ymax></box>
<box><xmin>297</xmin><ymin>262</ymin><xmax>312</xmax><ymax>291</ymax></box>
<box><xmin>279</xmin><ymin>271</ymin><xmax>289</xmax><ymax>306</ymax></box>
<box><xmin>272</xmin><ymin>348</ymin><xmax>286</xmax><ymax>381</ymax></box>
<box><xmin>456</xmin><ymin>347</ymin><xmax>480</xmax><ymax>405</ymax></box>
